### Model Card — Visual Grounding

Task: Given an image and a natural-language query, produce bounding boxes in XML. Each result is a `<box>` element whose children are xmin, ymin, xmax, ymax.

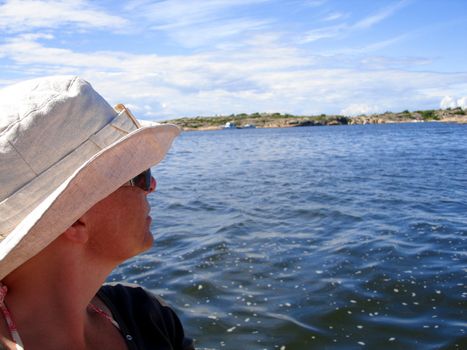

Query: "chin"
<box><xmin>141</xmin><ymin>231</ymin><xmax>155</xmax><ymax>252</ymax></box>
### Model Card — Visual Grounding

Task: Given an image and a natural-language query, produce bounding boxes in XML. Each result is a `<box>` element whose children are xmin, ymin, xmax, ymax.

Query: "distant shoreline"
<box><xmin>161</xmin><ymin>108</ymin><xmax>467</xmax><ymax>131</ymax></box>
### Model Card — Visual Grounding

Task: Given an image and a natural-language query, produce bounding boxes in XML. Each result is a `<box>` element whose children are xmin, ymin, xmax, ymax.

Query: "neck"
<box><xmin>1</xmin><ymin>237</ymin><xmax>117</xmax><ymax>348</ymax></box>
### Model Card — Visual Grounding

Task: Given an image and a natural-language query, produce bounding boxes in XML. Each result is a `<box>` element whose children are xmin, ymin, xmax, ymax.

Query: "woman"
<box><xmin>0</xmin><ymin>76</ymin><xmax>194</xmax><ymax>349</ymax></box>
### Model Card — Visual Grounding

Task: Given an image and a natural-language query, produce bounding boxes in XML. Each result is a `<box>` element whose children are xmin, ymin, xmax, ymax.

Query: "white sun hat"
<box><xmin>0</xmin><ymin>76</ymin><xmax>180</xmax><ymax>279</ymax></box>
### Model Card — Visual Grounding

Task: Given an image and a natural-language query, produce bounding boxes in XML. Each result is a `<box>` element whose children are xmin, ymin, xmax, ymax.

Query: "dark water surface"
<box><xmin>109</xmin><ymin>122</ymin><xmax>466</xmax><ymax>350</ymax></box>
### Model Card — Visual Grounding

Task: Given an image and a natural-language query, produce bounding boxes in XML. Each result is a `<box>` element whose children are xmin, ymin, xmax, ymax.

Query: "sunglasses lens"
<box><xmin>131</xmin><ymin>169</ymin><xmax>152</xmax><ymax>191</ymax></box>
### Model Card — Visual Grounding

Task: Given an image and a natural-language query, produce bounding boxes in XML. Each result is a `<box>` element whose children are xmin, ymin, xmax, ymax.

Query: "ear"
<box><xmin>63</xmin><ymin>218</ymin><xmax>89</xmax><ymax>244</ymax></box>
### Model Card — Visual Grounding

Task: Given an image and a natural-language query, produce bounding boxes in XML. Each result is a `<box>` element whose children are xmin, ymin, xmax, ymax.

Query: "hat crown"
<box><xmin>0</xmin><ymin>76</ymin><xmax>180</xmax><ymax>280</ymax></box>
<box><xmin>0</xmin><ymin>76</ymin><xmax>117</xmax><ymax>202</ymax></box>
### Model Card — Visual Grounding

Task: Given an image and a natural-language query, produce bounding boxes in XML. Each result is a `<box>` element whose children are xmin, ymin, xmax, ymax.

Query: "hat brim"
<box><xmin>0</xmin><ymin>123</ymin><xmax>180</xmax><ymax>279</ymax></box>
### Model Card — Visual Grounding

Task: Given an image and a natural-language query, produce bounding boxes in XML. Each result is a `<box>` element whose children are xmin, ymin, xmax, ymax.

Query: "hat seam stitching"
<box><xmin>0</xmin><ymin>123</ymin><xmax>141</xmax><ymax>219</ymax></box>
<box><xmin>87</xmin><ymin>137</ymin><xmax>104</xmax><ymax>150</ymax></box>
<box><xmin>2</xmin><ymin>115</ymin><xmax>113</xmax><ymax>202</ymax></box>
<box><xmin>110</xmin><ymin>124</ymin><xmax>131</xmax><ymax>134</ymax></box>
<box><xmin>0</xmin><ymin>125</ymin><xmax>178</xmax><ymax>279</ymax></box>
<box><xmin>0</xmin><ymin>76</ymin><xmax>79</xmax><ymax>138</ymax></box>
<box><xmin>7</xmin><ymin>139</ymin><xmax>38</xmax><ymax>176</ymax></box>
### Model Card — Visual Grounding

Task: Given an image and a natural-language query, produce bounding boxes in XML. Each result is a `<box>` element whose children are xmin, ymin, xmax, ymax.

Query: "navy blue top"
<box><xmin>98</xmin><ymin>284</ymin><xmax>194</xmax><ymax>350</ymax></box>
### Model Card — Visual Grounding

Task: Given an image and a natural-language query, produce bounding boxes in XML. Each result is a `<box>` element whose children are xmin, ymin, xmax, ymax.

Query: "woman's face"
<box><xmin>83</xmin><ymin>176</ymin><xmax>156</xmax><ymax>263</ymax></box>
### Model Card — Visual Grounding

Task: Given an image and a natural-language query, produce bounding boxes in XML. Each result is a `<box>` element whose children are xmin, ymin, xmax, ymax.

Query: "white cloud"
<box><xmin>440</xmin><ymin>96</ymin><xmax>457</xmax><ymax>109</ymax></box>
<box><xmin>439</xmin><ymin>96</ymin><xmax>467</xmax><ymax>110</ymax></box>
<box><xmin>154</xmin><ymin>18</ymin><xmax>270</xmax><ymax>48</ymax></box>
<box><xmin>0</xmin><ymin>34</ymin><xmax>127</xmax><ymax>69</ymax></box>
<box><xmin>457</xmin><ymin>97</ymin><xmax>467</xmax><ymax>110</ymax></box>
<box><xmin>126</xmin><ymin>0</ymin><xmax>273</xmax><ymax>47</ymax></box>
<box><xmin>302</xmin><ymin>1</ymin><xmax>409</xmax><ymax>43</ymax></box>
<box><xmin>323</xmin><ymin>12</ymin><xmax>346</xmax><ymax>22</ymax></box>
<box><xmin>302</xmin><ymin>24</ymin><xmax>347</xmax><ymax>43</ymax></box>
<box><xmin>340</xmin><ymin>104</ymin><xmax>381</xmax><ymax>116</ymax></box>
<box><xmin>354</xmin><ymin>0</ymin><xmax>409</xmax><ymax>29</ymax></box>
<box><xmin>0</xmin><ymin>0</ymin><xmax>127</xmax><ymax>32</ymax></box>
<box><xmin>1</xmin><ymin>30</ymin><xmax>467</xmax><ymax>119</ymax></box>
<box><xmin>141</xmin><ymin>0</ymin><xmax>269</xmax><ymax>29</ymax></box>
<box><xmin>351</xmin><ymin>34</ymin><xmax>412</xmax><ymax>54</ymax></box>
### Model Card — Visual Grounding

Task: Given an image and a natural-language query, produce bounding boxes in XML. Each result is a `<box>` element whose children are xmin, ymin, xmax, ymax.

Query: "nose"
<box><xmin>147</xmin><ymin>176</ymin><xmax>157</xmax><ymax>194</ymax></box>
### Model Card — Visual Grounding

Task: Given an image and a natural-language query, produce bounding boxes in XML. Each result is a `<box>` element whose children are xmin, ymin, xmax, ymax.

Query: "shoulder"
<box><xmin>99</xmin><ymin>283</ymin><xmax>174</xmax><ymax>320</ymax></box>
<box><xmin>98</xmin><ymin>283</ymin><xmax>194</xmax><ymax>350</ymax></box>
<box><xmin>99</xmin><ymin>282</ymin><xmax>166</xmax><ymax>306</ymax></box>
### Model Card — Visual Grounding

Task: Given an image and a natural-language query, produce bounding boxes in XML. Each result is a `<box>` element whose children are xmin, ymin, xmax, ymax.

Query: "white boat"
<box><xmin>223</xmin><ymin>122</ymin><xmax>237</xmax><ymax>129</ymax></box>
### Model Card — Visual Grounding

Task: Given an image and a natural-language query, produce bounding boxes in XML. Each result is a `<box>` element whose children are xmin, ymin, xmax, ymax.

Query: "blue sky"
<box><xmin>1</xmin><ymin>0</ymin><xmax>467</xmax><ymax>120</ymax></box>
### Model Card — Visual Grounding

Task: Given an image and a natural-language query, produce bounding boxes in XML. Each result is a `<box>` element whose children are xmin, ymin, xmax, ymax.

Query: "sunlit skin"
<box><xmin>0</xmin><ymin>176</ymin><xmax>156</xmax><ymax>350</ymax></box>
<box><xmin>84</xmin><ymin>176</ymin><xmax>157</xmax><ymax>263</ymax></box>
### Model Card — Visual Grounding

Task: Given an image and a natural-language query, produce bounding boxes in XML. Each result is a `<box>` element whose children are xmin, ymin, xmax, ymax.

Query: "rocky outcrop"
<box><xmin>163</xmin><ymin>108</ymin><xmax>467</xmax><ymax>131</ymax></box>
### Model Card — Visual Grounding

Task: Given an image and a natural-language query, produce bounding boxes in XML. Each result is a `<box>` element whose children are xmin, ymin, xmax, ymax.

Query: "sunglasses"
<box><xmin>128</xmin><ymin>169</ymin><xmax>153</xmax><ymax>192</ymax></box>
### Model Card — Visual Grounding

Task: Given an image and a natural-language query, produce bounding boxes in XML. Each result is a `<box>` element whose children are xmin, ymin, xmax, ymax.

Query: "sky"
<box><xmin>1</xmin><ymin>0</ymin><xmax>467</xmax><ymax>120</ymax></box>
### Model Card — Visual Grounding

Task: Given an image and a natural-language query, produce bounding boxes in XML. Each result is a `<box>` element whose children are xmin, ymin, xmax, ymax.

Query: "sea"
<box><xmin>109</xmin><ymin>122</ymin><xmax>466</xmax><ymax>350</ymax></box>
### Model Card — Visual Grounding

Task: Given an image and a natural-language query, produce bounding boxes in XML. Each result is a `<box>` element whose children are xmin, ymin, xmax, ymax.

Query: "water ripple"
<box><xmin>111</xmin><ymin>123</ymin><xmax>467</xmax><ymax>349</ymax></box>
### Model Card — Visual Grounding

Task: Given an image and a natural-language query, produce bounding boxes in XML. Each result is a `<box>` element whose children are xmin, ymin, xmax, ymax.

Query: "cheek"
<box><xmin>113</xmin><ymin>197</ymin><xmax>147</xmax><ymax>235</ymax></box>
<box><xmin>83</xmin><ymin>189</ymin><xmax>150</xmax><ymax>261</ymax></box>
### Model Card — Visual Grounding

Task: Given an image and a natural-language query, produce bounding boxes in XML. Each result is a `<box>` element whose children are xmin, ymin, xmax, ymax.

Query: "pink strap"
<box><xmin>88</xmin><ymin>302</ymin><xmax>121</xmax><ymax>330</ymax></box>
<box><xmin>0</xmin><ymin>283</ymin><xmax>24</xmax><ymax>350</ymax></box>
<box><xmin>0</xmin><ymin>283</ymin><xmax>120</xmax><ymax>349</ymax></box>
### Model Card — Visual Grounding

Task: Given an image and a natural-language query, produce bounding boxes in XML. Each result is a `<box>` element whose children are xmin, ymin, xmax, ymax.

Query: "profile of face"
<box><xmin>81</xmin><ymin>176</ymin><xmax>157</xmax><ymax>263</ymax></box>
